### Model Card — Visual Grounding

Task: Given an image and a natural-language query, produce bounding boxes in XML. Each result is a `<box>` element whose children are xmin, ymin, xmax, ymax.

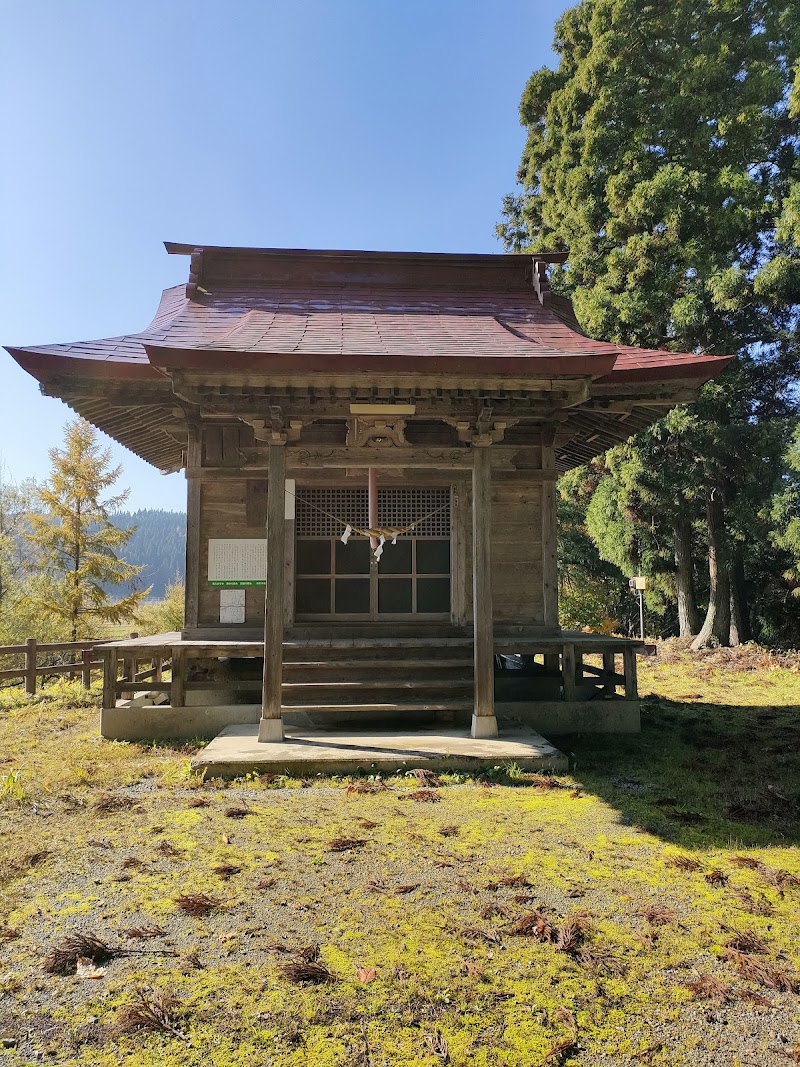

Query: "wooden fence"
<box><xmin>0</xmin><ymin>634</ymin><xmax>165</xmax><ymax>697</ymax></box>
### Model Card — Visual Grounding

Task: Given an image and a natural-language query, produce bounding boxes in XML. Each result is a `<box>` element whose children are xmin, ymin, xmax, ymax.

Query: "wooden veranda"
<box><xmin>97</xmin><ymin>629</ymin><xmax>646</xmax><ymax>742</ymax></box>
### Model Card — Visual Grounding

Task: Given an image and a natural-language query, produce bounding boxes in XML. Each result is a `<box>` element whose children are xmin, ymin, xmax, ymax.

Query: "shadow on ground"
<box><xmin>554</xmin><ymin>696</ymin><xmax>800</xmax><ymax>849</ymax></box>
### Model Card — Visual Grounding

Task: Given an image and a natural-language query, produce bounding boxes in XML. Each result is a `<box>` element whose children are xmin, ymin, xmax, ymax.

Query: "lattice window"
<box><xmin>295</xmin><ymin>489</ymin><xmax>368</xmax><ymax>537</ymax></box>
<box><xmin>295</xmin><ymin>488</ymin><xmax>450</xmax><ymax>538</ymax></box>
<box><xmin>378</xmin><ymin>488</ymin><xmax>450</xmax><ymax>537</ymax></box>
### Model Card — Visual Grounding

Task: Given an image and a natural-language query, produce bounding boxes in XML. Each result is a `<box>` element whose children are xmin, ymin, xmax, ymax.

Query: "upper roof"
<box><xmin>7</xmin><ymin>243</ymin><xmax>730</xmax><ymax>385</ymax></box>
<box><xmin>4</xmin><ymin>244</ymin><xmax>732</xmax><ymax>472</ymax></box>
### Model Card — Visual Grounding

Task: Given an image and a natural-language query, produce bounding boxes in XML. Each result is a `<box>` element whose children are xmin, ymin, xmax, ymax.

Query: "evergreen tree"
<box><xmin>499</xmin><ymin>0</ymin><xmax>800</xmax><ymax>647</ymax></box>
<box><xmin>27</xmin><ymin>420</ymin><xmax>149</xmax><ymax>640</ymax></box>
<box><xmin>0</xmin><ymin>468</ymin><xmax>29</xmax><ymax>615</ymax></box>
<box><xmin>0</xmin><ymin>470</ymin><xmax>49</xmax><ymax>644</ymax></box>
<box><xmin>770</xmin><ymin>426</ymin><xmax>800</xmax><ymax>602</ymax></box>
<box><xmin>558</xmin><ymin>466</ymin><xmax>630</xmax><ymax>632</ymax></box>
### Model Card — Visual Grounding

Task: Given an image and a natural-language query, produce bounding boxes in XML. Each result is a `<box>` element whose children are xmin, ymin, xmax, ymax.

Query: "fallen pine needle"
<box><xmin>174</xmin><ymin>893</ymin><xmax>223</xmax><ymax>916</ymax></box>
<box><xmin>113</xmin><ymin>987</ymin><xmax>187</xmax><ymax>1041</ymax></box>
<box><xmin>280</xmin><ymin>960</ymin><xmax>334</xmax><ymax>984</ymax></box>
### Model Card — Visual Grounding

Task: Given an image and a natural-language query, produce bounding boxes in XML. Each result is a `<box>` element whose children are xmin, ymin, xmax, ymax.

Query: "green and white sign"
<box><xmin>208</xmin><ymin>538</ymin><xmax>267</xmax><ymax>588</ymax></box>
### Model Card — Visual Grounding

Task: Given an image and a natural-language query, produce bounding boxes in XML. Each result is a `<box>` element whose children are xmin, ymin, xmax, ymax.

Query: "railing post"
<box><xmin>602</xmin><ymin>652</ymin><xmax>616</xmax><ymax>695</ymax></box>
<box><xmin>153</xmin><ymin>656</ymin><xmax>162</xmax><ymax>683</ymax></box>
<box><xmin>121</xmin><ymin>632</ymin><xmax>139</xmax><ymax>700</ymax></box>
<box><xmin>25</xmin><ymin>638</ymin><xmax>37</xmax><ymax>696</ymax></box>
<box><xmin>82</xmin><ymin>648</ymin><xmax>93</xmax><ymax>689</ymax></box>
<box><xmin>543</xmin><ymin>652</ymin><xmax>560</xmax><ymax>673</ymax></box>
<box><xmin>561</xmin><ymin>642</ymin><xmax>577</xmax><ymax>702</ymax></box>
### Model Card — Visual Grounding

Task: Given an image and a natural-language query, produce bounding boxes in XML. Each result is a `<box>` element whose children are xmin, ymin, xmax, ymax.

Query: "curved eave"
<box><xmin>596</xmin><ymin>354</ymin><xmax>733</xmax><ymax>386</ymax></box>
<box><xmin>143</xmin><ymin>343</ymin><xmax>619</xmax><ymax>380</ymax></box>
<box><xmin>5</xmin><ymin>345</ymin><xmax>181</xmax><ymax>473</ymax></box>
<box><xmin>5</xmin><ymin>345</ymin><xmax>164</xmax><ymax>383</ymax></box>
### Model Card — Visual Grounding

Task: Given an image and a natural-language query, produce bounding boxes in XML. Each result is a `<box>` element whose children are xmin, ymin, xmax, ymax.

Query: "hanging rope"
<box><xmin>287</xmin><ymin>487</ymin><xmax>449</xmax><ymax>561</ymax></box>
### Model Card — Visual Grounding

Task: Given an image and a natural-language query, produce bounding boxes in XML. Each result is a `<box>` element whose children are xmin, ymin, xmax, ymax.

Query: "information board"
<box><xmin>208</xmin><ymin>539</ymin><xmax>267</xmax><ymax>587</ymax></box>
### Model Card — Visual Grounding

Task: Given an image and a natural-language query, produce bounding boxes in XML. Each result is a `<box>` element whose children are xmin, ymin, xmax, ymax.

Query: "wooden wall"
<box><xmin>490</xmin><ymin>478</ymin><xmax>544</xmax><ymax>625</ymax></box>
<box><xmin>190</xmin><ymin>423</ymin><xmax>547</xmax><ymax>632</ymax></box>
<box><xmin>198</xmin><ymin>477</ymin><xmax>268</xmax><ymax>626</ymax></box>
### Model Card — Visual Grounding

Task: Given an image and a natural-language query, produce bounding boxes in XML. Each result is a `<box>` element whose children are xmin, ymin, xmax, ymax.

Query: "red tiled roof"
<box><xmin>3</xmin><ymin>247</ymin><xmax>734</xmax><ymax>473</ymax></box>
<box><xmin>6</xmin><ymin>254</ymin><xmax>730</xmax><ymax>385</ymax></box>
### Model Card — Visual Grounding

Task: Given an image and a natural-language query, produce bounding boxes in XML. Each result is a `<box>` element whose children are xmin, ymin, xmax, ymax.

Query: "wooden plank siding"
<box><xmin>197</xmin><ymin>423</ymin><xmax>269</xmax><ymax>628</ymax></box>
<box><xmin>195</xmin><ymin>420</ymin><xmax>545</xmax><ymax>632</ymax></box>
<box><xmin>490</xmin><ymin>479</ymin><xmax>543</xmax><ymax>625</ymax></box>
<box><xmin>198</xmin><ymin>475</ymin><xmax>267</xmax><ymax>626</ymax></box>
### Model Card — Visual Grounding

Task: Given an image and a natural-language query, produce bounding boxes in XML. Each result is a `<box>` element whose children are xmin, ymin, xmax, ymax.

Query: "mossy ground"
<box><xmin>1</xmin><ymin>646</ymin><xmax>799</xmax><ymax>1066</ymax></box>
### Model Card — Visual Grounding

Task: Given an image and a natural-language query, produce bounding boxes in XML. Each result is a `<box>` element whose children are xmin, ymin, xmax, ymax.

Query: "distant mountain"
<box><xmin>111</xmin><ymin>510</ymin><xmax>186</xmax><ymax>599</ymax></box>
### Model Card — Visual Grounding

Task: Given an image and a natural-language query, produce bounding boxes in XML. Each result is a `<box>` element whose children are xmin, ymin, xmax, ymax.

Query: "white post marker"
<box><xmin>629</xmin><ymin>576</ymin><xmax>647</xmax><ymax>640</ymax></box>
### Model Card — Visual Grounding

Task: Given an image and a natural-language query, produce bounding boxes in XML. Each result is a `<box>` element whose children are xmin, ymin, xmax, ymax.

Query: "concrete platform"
<box><xmin>191</xmin><ymin>724</ymin><xmax>568</xmax><ymax>777</ymax></box>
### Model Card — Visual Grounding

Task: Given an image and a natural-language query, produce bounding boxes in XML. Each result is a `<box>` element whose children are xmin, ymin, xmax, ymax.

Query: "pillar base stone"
<box><xmin>258</xmin><ymin>717</ymin><xmax>285</xmax><ymax>743</ymax></box>
<box><xmin>470</xmin><ymin>713</ymin><xmax>499</xmax><ymax>740</ymax></box>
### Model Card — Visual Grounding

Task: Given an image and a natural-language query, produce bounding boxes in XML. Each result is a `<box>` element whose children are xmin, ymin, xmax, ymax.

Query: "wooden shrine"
<box><xmin>6</xmin><ymin>245</ymin><xmax>729</xmax><ymax>743</ymax></box>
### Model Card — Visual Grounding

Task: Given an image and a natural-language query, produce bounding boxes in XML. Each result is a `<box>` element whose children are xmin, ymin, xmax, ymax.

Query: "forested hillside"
<box><xmin>110</xmin><ymin>510</ymin><xmax>185</xmax><ymax>599</ymax></box>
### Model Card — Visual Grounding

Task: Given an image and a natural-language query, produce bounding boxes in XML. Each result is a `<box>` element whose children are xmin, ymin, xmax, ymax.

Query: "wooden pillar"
<box><xmin>259</xmin><ymin>442</ymin><xmax>286</xmax><ymax>742</ymax></box>
<box><xmin>541</xmin><ymin>427</ymin><xmax>559</xmax><ymax>632</ymax></box>
<box><xmin>562</xmin><ymin>642</ymin><xmax>577</xmax><ymax>702</ymax></box>
<box><xmin>184</xmin><ymin>422</ymin><xmax>202</xmax><ymax>632</ymax></box>
<box><xmin>471</xmin><ymin>445</ymin><xmax>497</xmax><ymax>739</ymax></box>
<box><xmin>450</xmin><ymin>482</ymin><xmax>467</xmax><ymax>627</ymax></box>
<box><xmin>623</xmin><ymin>646</ymin><xmax>639</xmax><ymax>700</ymax></box>
<box><xmin>284</xmin><ymin>478</ymin><xmax>296</xmax><ymax>628</ymax></box>
<box><xmin>102</xmin><ymin>648</ymin><xmax>118</xmax><ymax>709</ymax></box>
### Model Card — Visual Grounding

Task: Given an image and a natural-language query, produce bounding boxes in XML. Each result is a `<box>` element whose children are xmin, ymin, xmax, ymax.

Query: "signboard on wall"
<box><xmin>219</xmin><ymin>588</ymin><xmax>246</xmax><ymax>624</ymax></box>
<box><xmin>208</xmin><ymin>539</ymin><xmax>267</xmax><ymax>587</ymax></box>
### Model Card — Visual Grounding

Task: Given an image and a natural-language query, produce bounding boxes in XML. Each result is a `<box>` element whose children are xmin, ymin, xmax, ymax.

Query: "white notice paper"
<box><xmin>219</xmin><ymin>588</ymin><xmax>246</xmax><ymax>624</ymax></box>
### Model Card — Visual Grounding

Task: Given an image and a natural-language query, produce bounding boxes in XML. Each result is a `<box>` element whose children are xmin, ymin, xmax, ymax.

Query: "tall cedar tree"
<box><xmin>499</xmin><ymin>0</ymin><xmax>800</xmax><ymax>647</ymax></box>
<box><xmin>771</xmin><ymin>427</ymin><xmax>800</xmax><ymax>599</ymax></box>
<box><xmin>28</xmin><ymin>420</ymin><xmax>149</xmax><ymax>640</ymax></box>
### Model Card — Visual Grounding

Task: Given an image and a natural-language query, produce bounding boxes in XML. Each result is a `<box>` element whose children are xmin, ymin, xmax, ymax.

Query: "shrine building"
<box><xmin>6</xmin><ymin>244</ymin><xmax>729</xmax><ymax>764</ymax></box>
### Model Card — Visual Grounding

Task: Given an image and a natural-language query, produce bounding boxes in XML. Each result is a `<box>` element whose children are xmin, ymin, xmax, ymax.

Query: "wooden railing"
<box><xmin>494</xmin><ymin>634</ymin><xmax>654</xmax><ymax>702</ymax></box>
<box><xmin>0</xmin><ymin>634</ymin><xmax>167</xmax><ymax>697</ymax></box>
<box><xmin>0</xmin><ymin>638</ymin><xmax>106</xmax><ymax>695</ymax></box>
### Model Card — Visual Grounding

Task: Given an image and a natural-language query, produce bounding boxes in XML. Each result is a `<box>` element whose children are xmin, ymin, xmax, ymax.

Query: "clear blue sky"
<box><xmin>0</xmin><ymin>0</ymin><xmax>569</xmax><ymax>510</ymax></box>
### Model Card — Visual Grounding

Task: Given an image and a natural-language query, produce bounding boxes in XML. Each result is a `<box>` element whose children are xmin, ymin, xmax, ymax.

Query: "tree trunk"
<box><xmin>674</xmin><ymin>516</ymin><xmax>700</xmax><ymax>636</ymax></box>
<box><xmin>691</xmin><ymin>484</ymin><xmax>731</xmax><ymax>650</ymax></box>
<box><xmin>728</xmin><ymin>552</ymin><xmax>749</xmax><ymax>646</ymax></box>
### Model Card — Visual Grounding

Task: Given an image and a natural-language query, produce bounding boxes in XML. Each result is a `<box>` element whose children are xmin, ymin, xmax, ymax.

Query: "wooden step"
<box><xmin>282</xmin><ymin>701</ymin><xmax>474</xmax><ymax>714</ymax></box>
<box><xmin>282</xmin><ymin>658</ymin><xmax>473</xmax><ymax>670</ymax></box>
<box><xmin>282</xmin><ymin>641</ymin><xmax>473</xmax><ymax>662</ymax></box>
<box><xmin>282</xmin><ymin>679</ymin><xmax>473</xmax><ymax>694</ymax></box>
<box><xmin>283</xmin><ymin>638</ymin><xmax>473</xmax><ymax>647</ymax></box>
<box><xmin>282</xmin><ymin>663</ymin><xmax>473</xmax><ymax>683</ymax></box>
<box><xmin>288</xmin><ymin>625</ymin><xmax>468</xmax><ymax>639</ymax></box>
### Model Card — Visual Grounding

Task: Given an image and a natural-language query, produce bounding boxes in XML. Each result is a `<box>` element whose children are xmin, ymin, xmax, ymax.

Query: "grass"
<box><xmin>0</xmin><ymin>649</ymin><xmax>799</xmax><ymax>1064</ymax></box>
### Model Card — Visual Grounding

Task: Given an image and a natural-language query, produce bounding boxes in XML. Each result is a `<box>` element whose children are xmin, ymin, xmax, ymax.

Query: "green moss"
<box><xmin>1</xmin><ymin>649</ymin><xmax>800</xmax><ymax>1063</ymax></box>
